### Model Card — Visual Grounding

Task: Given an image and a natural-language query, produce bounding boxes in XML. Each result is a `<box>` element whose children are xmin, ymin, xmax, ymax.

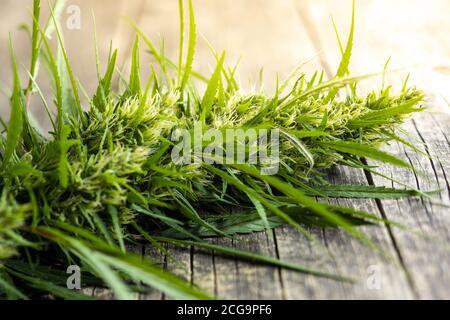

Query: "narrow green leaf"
<box><xmin>335</xmin><ymin>0</ymin><xmax>355</xmax><ymax>78</ymax></box>
<box><xmin>307</xmin><ymin>184</ymin><xmax>428</xmax><ymax>199</ymax></box>
<box><xmin>280</xmin><ymin>129</ymin><xmax>314</xmax><ymax>170</ymax></box>
<box><xmin>201</xmin><ymin>52</ymin><xmax>225</xmax><ymax>123</ymax></box>
<box><xmin>5</xmin><ymin>269</ymin><xmax>93</xmax><ymax>300</ymax></box>
<box><xmin>3</xmin><ymin>35</ymin><xmax>24</xmax><ymax>167</ymax></box>
<box><xmin>93</xmin><ymin>49</ymin><xmax>117</xmax><ymax>111</ymax></box>
<box><xmin>34</xmin><ymin>19</ymin><xmax>64</xmax><ymax>134</ymax></box>
<box><xmin>58</xmin><ymin>124</ymin><xmax>77</xmax><ymax>188</ymax></box>
<box><xmin>180</xmin><ymin>0</ymin><xmax>197</xmax><ymax>92</ymax></box>
<box><xmin>108</xmin><ymin>205</ymin><xmax>126</xmax><ymax>253</ymax></box>
<box><xmin>128</xmin><ymin>35</ymin><xmax>141</xmax><ymax>97</ymax></box>
<box><xmin>49</xmin><ymin>4</ymin><xmax>84</xmax><ymax>122</ymax></box>
<box><xmin>26</xmin><ymin>0</ymin><xmax>41</xmax><ymax>93</ymax></box>
<box><xmin>177</xmin><ymin>0</ymin><xmax>185</xmax><ymax>85</ymax></box>
<box><xmin>127</xmin><ymin>18</ymin><xmax>207</xmax><ymax>83</ymax></box>
<box><xmin>349</xmin><ymin>96</ymin><xmax>425</xmax><ymax>128</ymax></box>
<box><xmin>33</xmin><ymin>226</ymin><xmax>211</xmax><ymax>300</ymax></box>
<box><xmin>326</xmin><ymin>0</ymin><xmax>355</xmax><ymax>101</ymax></box>
<box><xmin>247</xmin><ymin>195</ymin><xmax>269</xmax><ymax>229</ymax></box>
<box><xmin>322</xmin><ymin>140</ymin><xmax>412</xmax><ymax>168</ymax></box>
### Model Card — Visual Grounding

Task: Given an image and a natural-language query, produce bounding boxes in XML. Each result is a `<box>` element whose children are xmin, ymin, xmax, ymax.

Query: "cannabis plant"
<box><xmin>0</xmin><ymin>0</ymin><xmax>427</xmax><ymax>299</ymax></box>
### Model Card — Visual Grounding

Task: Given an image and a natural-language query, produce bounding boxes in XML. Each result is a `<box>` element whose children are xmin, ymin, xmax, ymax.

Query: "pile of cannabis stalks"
<box><xmin>0</xmin><ymin>0</ymin><xmax>427</xmax><ymax>299</ymax></box>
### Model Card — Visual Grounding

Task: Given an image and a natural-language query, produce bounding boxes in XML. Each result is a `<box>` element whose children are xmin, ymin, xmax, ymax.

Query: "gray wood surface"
<box><xmin>1</xmin><ymin>0</ymin><xmax>449</xmax><ymax>299</ymax></box>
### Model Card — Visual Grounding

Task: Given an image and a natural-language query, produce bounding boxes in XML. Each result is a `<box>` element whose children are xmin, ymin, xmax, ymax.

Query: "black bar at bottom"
<box><xmin>0</xmin><ymin>300</ymin><xmax>444</xmax><ymax>318</ymax></box>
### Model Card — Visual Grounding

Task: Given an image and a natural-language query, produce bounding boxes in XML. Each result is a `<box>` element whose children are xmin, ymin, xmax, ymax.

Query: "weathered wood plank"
<box><xmin>210</xmin><ymin>233</ymin><xmax>284</xmax><ymax>300</ymax></box>
<box><xmin>366</xmin><ymin>110</ymin><xmax>450</xmax><ymax>299</ymax></box>
<box><xmin>162</xmin><ymin>244</ymin><xmax>192</xmax><ymax>300</ymax></box>
<box><xmin>191</xmin><ymin>244</ymin><xmax>217</xmax><ymax>297</ymax></box>
<box><xmin>139</xmin><ymin>245</ymin><xmax>165</xmax><ymax>300</ymax></box>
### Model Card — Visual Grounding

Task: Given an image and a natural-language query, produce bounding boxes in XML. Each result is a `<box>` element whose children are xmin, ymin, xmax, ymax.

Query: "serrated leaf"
<box><xmin>160</xmin><ymin>211</ymin><xmax>284</xmax><ymax>239</ymax></box>
<box><xmin>349</xmin><ymin>96</ymin><xmax>425</xmax><ymax>128</ymax></box>
<box><xmin>307</xmin><ymin>184</ymin><xmax>428</xmax><ymax>199</ymax></box>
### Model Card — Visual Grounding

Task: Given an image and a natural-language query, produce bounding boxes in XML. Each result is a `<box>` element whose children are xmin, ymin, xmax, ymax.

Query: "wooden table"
<box><xmin>1</xmin><ymin>0</ymin><xmax>449</xmax><ymax>299</ymax></box>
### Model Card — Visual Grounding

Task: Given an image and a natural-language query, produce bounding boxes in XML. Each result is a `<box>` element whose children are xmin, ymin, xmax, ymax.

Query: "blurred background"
<box><xmin>1</xmin><ymin>0</ymin><xmax>449</xmax><ymax>130</ymax></box>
